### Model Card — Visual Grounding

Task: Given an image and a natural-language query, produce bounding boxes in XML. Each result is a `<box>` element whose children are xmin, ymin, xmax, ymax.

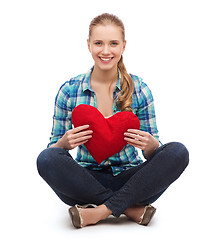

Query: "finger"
<box><xmin>124</xmin><ymin>137</ymin><xmax>143</xmax><ymax>145</ymax></box>
<box><xmin>124</xmin><ymin>132</ymin><xmax>144</xmax><ymax>141</ymax></box>
<box><xmin>127</xmin><ymin>129</ymin><xmax>142</xmax><ymax>134</ymax></box>
<box><xmin>125</xmin><ymin>140</ymin><xmax>144</xmax><ymax>150</ymax></box>
<box><xmin>72</xmin><ymin>135</ymin><xmax>92</xmax><ymax>144</ymax></box>
<box><xmin>72</xmin><ymin>125</ymin><xmax>90</xmax><ymax>133</ymax></box>
<box><xmin>127</xmin><ymin>129</ymin><xmax>148</xmax><ymax>137</ymax></box>
<box><xmin>73</xmin><ymin>139</ymin><xmax>90</xmax><ymax>149</ymax></box>
<box><xmin>127</xmin><ymin>129</ymin><xmax>145</xmax><ymax>138</ymax></box>
<box><xmin>74</xmin><ymin>130</ymin><xmax>93</xmax><ymax>139</ymax></box>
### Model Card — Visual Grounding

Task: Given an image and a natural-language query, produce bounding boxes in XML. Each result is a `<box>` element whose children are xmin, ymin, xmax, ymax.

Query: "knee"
<box><xmin>37</xmin><ymin>147</ymin><xmax>70</xmax><ymax>178</ymax></box>
<box><xmin>167</xmin><ymin>142</ymin><xmax>189</xmax><ymax>170</ymax></box>
<box><xmin>36</xmin><ymin>148</ymin><xmax>51</xmax><ymax>178</ymax></box>
<box><xmin>36</xmin><ymin>147</ymin><xmax>58</xmax><ymax>178</ymax></box>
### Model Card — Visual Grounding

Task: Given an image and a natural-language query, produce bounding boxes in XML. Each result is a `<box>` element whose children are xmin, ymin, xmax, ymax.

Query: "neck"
<box><xmin>91</xmin><ymin>65</ymin><xmax>118</xmax><ymax>85</ymax></box>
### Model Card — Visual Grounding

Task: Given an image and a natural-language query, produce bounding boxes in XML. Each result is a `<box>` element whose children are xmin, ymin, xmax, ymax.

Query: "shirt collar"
<box><xmin>82</xmin><ymin>67</ymin><xmax>93</xmax><ymax>92</ymax></box>
<box><xmin>82</xmin><ymin>66</ymin><xmax>121</xmax><ymax>92</ymax></box>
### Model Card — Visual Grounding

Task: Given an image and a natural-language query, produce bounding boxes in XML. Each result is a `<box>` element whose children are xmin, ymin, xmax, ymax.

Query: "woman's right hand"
<box><xmin>51</xmin><ymin>125</ymin><xmax>93</xmax><ymax>150</ymax></box>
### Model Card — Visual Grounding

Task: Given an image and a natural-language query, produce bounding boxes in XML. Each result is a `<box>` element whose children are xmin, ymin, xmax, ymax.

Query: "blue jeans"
<box><xmin>37</xmin><ymin>142</ymin><xmax>189</xmax><ymax>218</ymax></box>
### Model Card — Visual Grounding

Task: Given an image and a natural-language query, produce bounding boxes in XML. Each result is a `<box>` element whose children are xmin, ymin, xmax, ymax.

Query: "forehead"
<box><xmin>90</xmin><ymin>24</ymin><xmax>123</xmax><ymax>41</ymax></box>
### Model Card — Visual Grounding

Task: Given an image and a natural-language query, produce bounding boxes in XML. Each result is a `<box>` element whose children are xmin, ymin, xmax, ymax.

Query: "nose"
<box><xmin>102</xmin><ymin>44</ymin><xmax>110</xmax><ymax>55</ymax></box>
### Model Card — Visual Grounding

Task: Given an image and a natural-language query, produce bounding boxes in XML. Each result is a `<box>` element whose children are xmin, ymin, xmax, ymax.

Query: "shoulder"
<box><xmin>57</xmin><ymin>72</ymin><xmax>87</xmax><ymax>95</ymax></box>
<box><xmin>68</xmin><ymin>73</ymin><xmax>87</xmax><ymax>86</ymax></box>
<box><xmin>130</xmin><ymin>74</ymin><xmax>152</xmax><ymax>95</ymax></box>
<box><xmin>61</xmin><ymin>73</ymin><xmax>86</xmax><ymax>89</ymax></box>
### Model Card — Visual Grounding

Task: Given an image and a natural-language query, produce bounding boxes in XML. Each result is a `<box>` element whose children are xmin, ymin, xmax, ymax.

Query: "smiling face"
<box><xmin>88</xmin><ymin>24</ymin><xmax>126</xmax><ymax>72</ymax></box>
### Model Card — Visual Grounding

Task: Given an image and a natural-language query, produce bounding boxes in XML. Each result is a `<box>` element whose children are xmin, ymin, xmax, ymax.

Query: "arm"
<box><xmin>48</xmin><ymin>82</ymin><xmax>72</xmax><ymax>148</ymax></box>
<box><xmin>48</xmin><ymin>82</ymin><xmax>92</xmax><ymax>150</ymax></box>
<box><xmin>124</xmin><ymin>80</ymin><xmax>161</xmax><ymax>159</ymax></box>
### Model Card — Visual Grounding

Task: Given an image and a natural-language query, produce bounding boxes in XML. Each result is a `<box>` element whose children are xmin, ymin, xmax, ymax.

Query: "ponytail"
<box><xmin>117</xmin><ymin>56</ymin><xmax>134</xmax><ymax>112</ymax></box>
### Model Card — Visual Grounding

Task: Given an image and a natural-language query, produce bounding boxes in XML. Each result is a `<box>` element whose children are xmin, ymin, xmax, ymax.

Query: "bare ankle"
<box><xmin>80</xmin><ymin>204</ymin><xmax>112</xmax><ymax>227</ymax></box>
<box><xmin>124</xmin><ymin>206</ymin><xmax>145</xmax><ymax>223</ymax></box>
<box><xmin>97</xmin><ymin>204</ymin><xmax>112</xmax><ymax>220</ymax></box>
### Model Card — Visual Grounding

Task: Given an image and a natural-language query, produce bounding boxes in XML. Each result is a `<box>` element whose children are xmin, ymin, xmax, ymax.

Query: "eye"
<box><xmin>111</xmin><ymin>41</ymin><xmax>119</xmax><ymax>46</ymax></box>
<box><xmin>94</xmin><ymin>41</ymin><xmax>102</xmax><ymax>46</ymax></box>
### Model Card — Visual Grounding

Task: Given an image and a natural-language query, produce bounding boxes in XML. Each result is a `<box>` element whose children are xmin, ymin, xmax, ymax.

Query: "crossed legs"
<box><xmin>37</xmin><ymin>142</ymin><xmax>189</xmax><ymax>227</ymax></box>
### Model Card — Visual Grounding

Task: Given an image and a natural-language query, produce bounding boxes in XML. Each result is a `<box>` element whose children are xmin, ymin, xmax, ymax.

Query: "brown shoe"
<box><xmin>138</xmin><ymin>205</ymin><xmax>156</xmax><ymax>226</ymax></box>
<box><xmin>68</xmin><ymin>204</ymin><xmax>96</xmax><ymax>228</ymax></box>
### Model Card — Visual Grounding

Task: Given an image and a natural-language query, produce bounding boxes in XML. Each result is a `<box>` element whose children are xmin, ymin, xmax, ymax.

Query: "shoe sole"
<box><xmin>140</xmin><ymin>205</ymin><xmax>156</xmax><ymax>226</ymax></box>
<box><xmin>69</xmin><ymin>206</ymin><xmax>82</xmax><ymax>228</ymax></box>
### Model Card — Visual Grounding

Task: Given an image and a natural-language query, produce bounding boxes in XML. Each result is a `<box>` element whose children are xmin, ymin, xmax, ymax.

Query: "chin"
<box><xmin>96</xmin><ymin>61</ymin><xmax>118</xmax><ymax>71</ymax></box>
<box><xmin>99</xmin><ymin>65</ymin><xmax>115</xmax><ymax>71</ymax></box>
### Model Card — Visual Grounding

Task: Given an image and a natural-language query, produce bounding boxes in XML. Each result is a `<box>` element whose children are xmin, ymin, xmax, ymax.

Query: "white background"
<box><xmin>1</xmin><ymin>0</ymin><xmax>219</xmax><ymax>239</ymax></box>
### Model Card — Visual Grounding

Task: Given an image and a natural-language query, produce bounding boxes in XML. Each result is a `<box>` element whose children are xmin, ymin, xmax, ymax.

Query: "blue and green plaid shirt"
<box><xmin>48</xmin><ymin>67</ymin><xmax>161</xmax><ymax>176</ymax></box>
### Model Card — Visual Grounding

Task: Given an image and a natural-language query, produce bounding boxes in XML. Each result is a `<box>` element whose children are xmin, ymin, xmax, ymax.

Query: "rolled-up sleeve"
<box><xmin>47</xmin><ymin>82</ymin><xmax>72</xmax><ymax>147</ymax></box>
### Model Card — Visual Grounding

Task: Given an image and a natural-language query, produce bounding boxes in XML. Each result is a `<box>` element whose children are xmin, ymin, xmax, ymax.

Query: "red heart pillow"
<box><xmin>72</xmin><ymin>104</ymin><xmax>140</xmax><ymax>164</ymax></box>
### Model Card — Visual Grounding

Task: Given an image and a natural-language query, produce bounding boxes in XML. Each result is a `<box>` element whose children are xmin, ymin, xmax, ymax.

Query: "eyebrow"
<box><xmin>93</xmin><ymin>40</ymin><xmax>120</xmax><ymax>42</ymax></box>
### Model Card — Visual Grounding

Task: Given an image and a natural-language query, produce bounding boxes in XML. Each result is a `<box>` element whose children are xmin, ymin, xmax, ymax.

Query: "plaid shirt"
<box><xmin>48</xmin><ymin>67</ymin><xmax>161</xmax><ymax>176</ymax></box>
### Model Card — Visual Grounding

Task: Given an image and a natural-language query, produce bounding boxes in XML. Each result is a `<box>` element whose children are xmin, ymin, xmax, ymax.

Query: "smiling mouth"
<box><xmin>99</xmin><ymin>57</ymin><xmax>114</xmax><ymax>62</ymax></box>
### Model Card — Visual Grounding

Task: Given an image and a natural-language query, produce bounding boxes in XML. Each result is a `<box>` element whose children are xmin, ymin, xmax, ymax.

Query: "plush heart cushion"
<box><xmin>71</xmin><ymin>104</ymin><xmax>140</xmax><ymax>164</ymax></box>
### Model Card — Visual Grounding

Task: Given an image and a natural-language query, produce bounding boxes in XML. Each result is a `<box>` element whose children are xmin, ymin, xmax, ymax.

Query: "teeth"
<box><xmin>100</xmin><ymin>57</ymin><xmax>112</xmax><ymax>61</ymax></box>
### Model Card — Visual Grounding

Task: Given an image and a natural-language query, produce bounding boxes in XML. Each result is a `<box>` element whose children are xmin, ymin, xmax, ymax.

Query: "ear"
<box><xmin>122</xmin><ymin>40</ymin><xmax>127</xmax><ymax>54</ymax></box>
<box><xmin>87</xmin><ymin>39</ymin><xmax>91</xmax><ymax>53</ymax></box>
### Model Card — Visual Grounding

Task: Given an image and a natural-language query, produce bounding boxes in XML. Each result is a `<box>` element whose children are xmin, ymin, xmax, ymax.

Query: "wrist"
<box><xmin>143</xmin><ymin>139</ymin><xmax>159</xmax><ymax>159</ymax></box>
<box><xmin>50</xmin><ymin>138</ymin><xmax>64</xmax><ymax>149</ymax></box>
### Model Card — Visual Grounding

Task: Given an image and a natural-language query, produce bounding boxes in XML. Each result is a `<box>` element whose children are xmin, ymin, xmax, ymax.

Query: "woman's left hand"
<box><xmin>124</xmin><ymin>129</ymin><xmax>159</xmax><ymax>159</ymax></box>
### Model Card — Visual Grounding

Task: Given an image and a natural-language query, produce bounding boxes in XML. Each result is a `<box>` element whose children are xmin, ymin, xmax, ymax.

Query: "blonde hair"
<box><xmin>89</xmin><ymin>13</ymin><xmax>134</xmax><ymax>112</ymax></box>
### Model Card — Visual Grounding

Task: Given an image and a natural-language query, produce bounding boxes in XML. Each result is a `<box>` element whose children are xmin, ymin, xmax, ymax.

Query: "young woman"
<box><xmin>37</xmin><ymin>13</ymin><xmax>189</xmax><ymax>228</ymax></box>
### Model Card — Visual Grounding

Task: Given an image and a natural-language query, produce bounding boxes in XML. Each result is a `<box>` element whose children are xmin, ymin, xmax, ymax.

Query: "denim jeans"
<box><xmin>37</xmin><ymin>142</ymin><xmax>189</xmax><ymax>218</ymax></box>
